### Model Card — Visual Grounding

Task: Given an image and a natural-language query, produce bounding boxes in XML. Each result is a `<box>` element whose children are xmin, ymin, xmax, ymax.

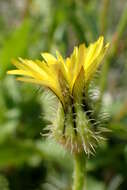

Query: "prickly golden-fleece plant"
<box><xmin>7</xmin><ymin>36</ymin><xmax>109</xmax><ymax>155</ymax></box>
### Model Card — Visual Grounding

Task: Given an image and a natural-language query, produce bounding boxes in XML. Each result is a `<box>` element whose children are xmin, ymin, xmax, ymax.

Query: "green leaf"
<box><xmin>0</xmin><ymin>20</ymin><xmax>31</xmax><ymax>78</ymax></box>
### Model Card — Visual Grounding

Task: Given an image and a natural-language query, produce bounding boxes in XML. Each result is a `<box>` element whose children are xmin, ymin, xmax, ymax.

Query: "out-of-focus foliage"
<box><xmin>0</xmin><ymin>0</ymin><xmax>127</xmax><ymax>189</ymax></box>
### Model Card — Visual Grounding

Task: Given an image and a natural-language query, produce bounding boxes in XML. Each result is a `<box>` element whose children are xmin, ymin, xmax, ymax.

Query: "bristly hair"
<box><xmin>40</xmin><ymin>89</ymin><xmax>58</xmax><ymax>124</ymax></box>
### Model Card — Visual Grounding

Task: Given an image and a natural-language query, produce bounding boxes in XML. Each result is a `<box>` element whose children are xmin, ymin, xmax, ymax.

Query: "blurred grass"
<box><xmin>0</xmin><ymin>0</ymin><xmax>127</xmax><ymax>190</ymax></box>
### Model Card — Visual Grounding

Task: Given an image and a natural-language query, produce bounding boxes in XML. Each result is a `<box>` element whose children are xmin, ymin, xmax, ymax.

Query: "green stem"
<box><xmin>100</xmin><ymin>0</ymin><xmax>110</xmax><ymax>35</ymax></box>
<box><xmin>73</xmin><ymin>152</ymin><xmax>86</xmax><ymax>190</ymax></box>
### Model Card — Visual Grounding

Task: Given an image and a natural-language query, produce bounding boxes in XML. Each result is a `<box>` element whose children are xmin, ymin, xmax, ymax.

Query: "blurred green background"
<box><xmin>0</xmin><ymin>0</ymin><xmax>127</xmax><ymax>189</ymax></box>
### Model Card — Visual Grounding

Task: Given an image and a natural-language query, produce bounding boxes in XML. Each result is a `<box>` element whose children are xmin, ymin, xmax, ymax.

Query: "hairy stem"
<box><xmin>73</xmin><ymin>152</ymin><xmax>86</xmax><ymax>190</ymax></box>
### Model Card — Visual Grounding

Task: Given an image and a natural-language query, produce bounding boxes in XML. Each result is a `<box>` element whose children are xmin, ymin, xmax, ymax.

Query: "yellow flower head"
<box><xmin>7</xmin><ymin>36</ymin><xmax>109</xmax><ymax>108</ymax></box>
<box><xmin>7</xmin><ymin>36</ymin><xmax>109</xmax><ymax>154</ymax></box>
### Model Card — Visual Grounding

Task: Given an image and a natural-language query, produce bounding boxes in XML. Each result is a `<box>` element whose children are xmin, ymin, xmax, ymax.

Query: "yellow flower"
<box><xmin>7</xmin><ymin>36</ymin><xmax>109</xmax><ymax>154</ymax></box>
<box><xmin>7</xmin><ymin>36</ymin><xmax>109</xmax><ymax>108</ymax></box>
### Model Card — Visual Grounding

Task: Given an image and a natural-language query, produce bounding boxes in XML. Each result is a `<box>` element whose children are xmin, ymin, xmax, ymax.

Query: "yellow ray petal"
<box><xmin>18</xmin><ymin>59</ymin><xmax>59</xmax><ymax>86</ymax></box>
<box><xmin>7</xmin><ymin>69</ymin><xmax>33</xmax><ymax>77</ymax></box>
<box><xmin>72</xmin><ymin>44</ymin><xmax>86</xmax><ymax>88</ymax></box>
<box><xmin>8</xmin><ymin>58</ymin><xmax>65</xmax><ymax>106</ymax></box>
<box><xmin>19</xmin><ymin>58</ymin><xmax>48</xmax><ymax>79</ymax></box>
<box><xmin>16</xmin><ymin>77</ymin><xmax>44</xmax><ymax>85</ymax></box>
<box><xmin>41</xmin><ymin>53</ymin><xmax>57</xmax><ymax>64</ymax></box>
<box><xmin>66</xmin><ymin>47</ymin><xmax>78</xmax><ymax>73</ymax></box>
<box><xmin>85</xmin><ymin>36</ymin><xmax>104</xmax><ymax>69</ymax></box>
<box><xmin>12</xmin><ymin>59</ymin><xmax>29</xmax><ymax>71</ymax></box>
<box><xmin>85</xmin><ymin>42</ymin><xmax>109</xmax><ymax>83</ymax></box>
<box><xmin>65</xmin><ymin>44</ymin><xmax>86</xmax><ymax>92</ymax></box>
<box><xmin>56</xmin><ymin>50</ymin><xmax>69</xmax><ymax>82</ymax></box>
<box><xmin>20</xmin><ymin>58</ymin><xmax>59</xmax><ymax>84</ymax></box>
<box><xmin>35</xmin><ymin>60</ymin><xmax>57</xmax><ymax>79</ymax></box>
